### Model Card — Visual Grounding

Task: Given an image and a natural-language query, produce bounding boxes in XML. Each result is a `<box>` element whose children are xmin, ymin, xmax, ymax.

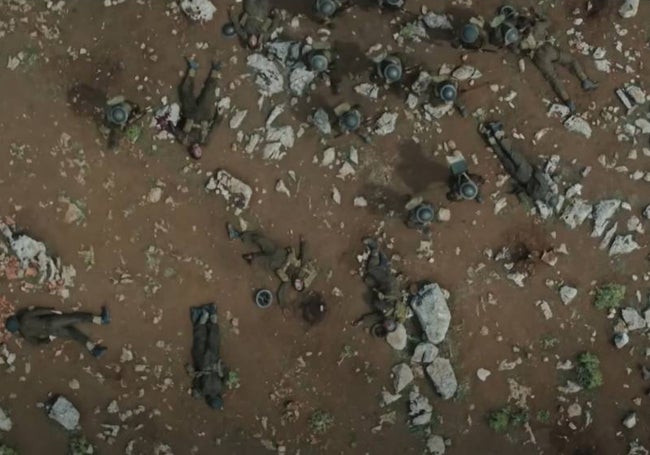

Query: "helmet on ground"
<box><xmin>309</xmin><ymin>52</ymin><xmax>329</xmax><ymax>72</ymax></box>
<box><xmin>207</xmin><ymin>395</ymin><xmax>224</xmax><ymax>410</ymax></box>
<box><xmin>384</xmin><ymin>0</ymin><xmax>403</xmax><ymax>6</ymax></box>
<box><xmin>108</xmin><ymin>104</ymin><xmax>128</xmax><ymax>125</ymax></box>
<box><xmin>4</xmin><ymin>316</ymin><xmax>19</xmax><ymax>333</ymax></box>
<box><xmin>255</xmin><ymin>289</ymin><xmax>273</xmax><ymax>309</ymax></box>
<box><xmin>499</xmin><ymin>5</ymin><xmax>516</xmax><ymax>18</ymax></box>
<box><xmin>460</xmin><ymin>180</ymin><xmax>479</xmax><ymax>200</ymax></box>
<box><xmin>222</xmin><ymin>22</ymin><xmax>236</xmax><ymax>37</ymax></box>
<box><xmin>502</xmin><ymin>23</ymin><xmax>520</xmax><ymax>46</ymax></box>
<box><xmin>460</xmin><ymin>23</ymin><xmax>480</xmax><ymax>45</ymax></box>
<box><xmin>415</xmin><ymin>204</ymin><xmax>435</xmax><ymax>224</ymax></box>
<box><xmin>382</xmin><ymin>62</ymin><xmax>402</xmax><ymax>83</ymax></box>
<box><xmin>340</xmin><ymin>110</ymin><xmax>361</xmax><ymax>131</ymax></box>
<box><xmin>438</xmin><ymin>83</ymin><xmax>457</xmax><ymax>102</ymax></box>
<box><xmin>316</xmin><ymin>0</ymin><xmax>337</xmax><ymax>16</ymax></box>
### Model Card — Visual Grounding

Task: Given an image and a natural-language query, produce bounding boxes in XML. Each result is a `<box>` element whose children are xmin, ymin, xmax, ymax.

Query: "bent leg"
<box><xmin>54</xmin><ymin>326</ymin><xmax>92</xmax><ymax>349</ymax></box>
<box><xmin>557</xmin><ymin>50</ymin><xmax>588</xmax><ymax>82</ymax></box>
<box><xmin>240</xmin><ymin>232</ymin><xmax>278</xmax><ymax>256</ymax></box>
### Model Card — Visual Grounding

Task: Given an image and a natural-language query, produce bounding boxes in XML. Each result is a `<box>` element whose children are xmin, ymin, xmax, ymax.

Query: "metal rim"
<box><xmin>255</xmin><ymin>289</ymin><xmax>273</xmax><ymax>308</ymax></box>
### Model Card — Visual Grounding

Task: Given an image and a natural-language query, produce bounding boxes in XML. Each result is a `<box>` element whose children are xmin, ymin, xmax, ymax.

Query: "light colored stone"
<box><xmin>386</xmin><ymin>323</ymin><xmax>408</xmax><ymax>351</ymax></box>
<box><xmin>353</xmin><ymin>197</ymin><xmax>368</xmax><ymax>207</ymax></box>
<box><xmin>410</xmin><ymin>283</ymin><xmax>451</xmax><ymax>344</ymax></box>
<box><xmin>48</xmin><ymin>396</ymin><xmax>80</xmax><ymax>431</ymax></box>
<box><xmin>615</xmin><ymin>332</ymin><xmax>630</xmax><ymax>349</ymax></box>
<box><xmin>179</xmin><ymin>0</ymin><xmax>216</xmax><ymax>22</ymax></box>
<box><xmin>411</xmin><ymin>342</ymin><xmax>438</xmax><ymax>364</ymax></box>
<box><xmin>392</xmin><ymin>363</ymin><xmax>414</xmax><ymax>393</ymax></box>
<box><xmin>147</xmin><ymin>187</ymin><xmax>163</xmax><ymax>204</ymax></box>
<box><xmin>408</xmin><ymin>386</ymin><xmax>433</xmax><ymax>426</ymax></box>
<box><xmin>609</xmin><ymin>235</ymin><xmax>640</xmax><ymax>256</ymax></box>
<box><xmin>619</xmin><ymin>0</ymin><xmax>640</xmax><ymax>18</ymax></box>
<box><xmin>622</xmin><ymin>308</ymin><xmax>646</xmax><ymax>331</ymax></box>
<box><xmin>560</xmin><ymin>286</ymin><xmax>578</xmax><ymax>305</ymax></box>
<box><xmin>635</xmin><ymin>118</ymin><xmax>650</xmax><ymax>134</ymax></box>
<box><xmin>564</xmin><ymin>115</ymin><xmax>592</xmax><ymax>139</ymax></box>
<box><xmin>592</xmin><ymin>199</ymin><xmax>621</xmax><ymax>237</ymax></box>
<box><xmin>452</xmin><ymin>65</ymin><xmax>481</xmax><ymax>81</ymax></box>
<box><xmin>229</xmin><ymin>110</ymin><xmax>247</xmax><ymax>129</ymax></box>
<box><xmin>247</xmin><ymin>54</ymin><xmax>284</xmax><ymax>96</ymax></box>
<box><xmin>437</xmin><ymin>208</ymin><xmax>451</xmax><ymax>222</ymax></box>
<box><xmin>561</xmin><ymin>199</ymin><xmax>593</xmax><ymax>229</ymax></box>
<box><xmin>623</xmin><ymin>412</ymin><xmax>637</xmax><ymax>429</ymax></box>
<box><xmin>426</xmin><ymin>357</ymin><xmax>457</xmax><ymax>400</ymax></box>
<box><xmin>426</xmin><ymin>435</ymin><xmax>446</xmax><ymax>455</ymax></box>
<box><xmin>0</xmin><ymin>407</ymin><xmax>12</xmax><ymax>432</ymax></box>
<box><xmin>567</xmin><ymin>403</ymin><xmax>582</xmax><ymax>418</ymax></box>
<box><xmin>373</xmin><ymin>112</ymin><xmax>398</xmax><ymax>136</ymax></box>
<box><xmin>354</xmin><ymin>83</ymin><xmax>379</xmax><ymax>99</ymax></box>
<box><xmin>476</xmin><ymin>368</ymin><xmax>491</xmax><ymax>382</ymax></box>
<box><xmin>321</xmin><ymin>147</ymin><xmax>336</xmax><ymax>166</ymax></box>
<box><xmin>289</xmin><ymin>67</ymin><xmax>316</xmax><ymax>96</ymax></box>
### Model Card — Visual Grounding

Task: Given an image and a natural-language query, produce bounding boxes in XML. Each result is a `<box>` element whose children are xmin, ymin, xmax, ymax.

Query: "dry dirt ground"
<box><xmin>0</xmin><ymin>0</ymin><xmax>649</xmax><ymax>454</ymax></box>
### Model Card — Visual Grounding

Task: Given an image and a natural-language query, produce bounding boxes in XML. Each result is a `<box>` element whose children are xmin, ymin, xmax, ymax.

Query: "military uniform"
<box><xmin>176</xmin><ymin>66</ymin><xmax>220</xmax><ymax>147</ymax></box>
<box><xmin>483</xmin><ymin>122</ymin><xmax>558</xmax><ymax>206</ymax></box>
<box><xmin>190</xmin><ymin>305</ymin><xmax>224</xmax><ymax>409</ymax></box>
<box><xmin>10</xmin><ymin>307</ymin><xmax>108</xmax><ymax>355</ymax></box>
<box><xmin>229</xmin><ymin>0</ymin><xmax>279</xmax><ymax>49</ymax></box>
<box><xmin>519</xmin><ymin>16</ymin><xmax>595</xmax><ymax>106</ymax></box>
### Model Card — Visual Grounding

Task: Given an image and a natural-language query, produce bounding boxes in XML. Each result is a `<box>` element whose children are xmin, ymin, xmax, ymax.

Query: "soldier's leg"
<box><xmin>240</xmin><ymin>232</ymin><xmax>278</xmax><ymax>256</ymax></box>
<box><xmin>47</xmin><ymin>312</ymin><xmax>96</xmax><ymax>330</ymax></box>
<box><xmin>54</xmin><ymin>326</ymin><xmax>93</xmax><ymax>350</ymax></box>
<box><xmin>557</xmin><ymin>51</ymin><xmax>597</xmax><ymax>90</ymax></box>
<box><xmin>179</xmin><ymin>64</ymin><xmax>199</xmax><ymax>118</ymax></box>
<box><xmin>195</xmin><ymin>67</ymin><xmax>220</xmax><ymax>122</ymax></box>
<box><xmin>192</xmin><ymin>315</ymin><xmax>209</xmax><ymax>370</ymax></box>
<box><xmin>534</xmin><ymin>46</ymin><xmax>570</xmax><ymax>103</ymax></box>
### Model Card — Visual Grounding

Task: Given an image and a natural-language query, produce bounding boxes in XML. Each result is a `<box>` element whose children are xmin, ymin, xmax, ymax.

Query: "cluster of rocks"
<box><xmin>381</xmin><ymin>283</ymin><xmax>455</xmax><ymax>454</ymax></box>
<box><xmin>0</xmin><ymin>220</ymin><xmax>76</xmax><ymax>298</ymax></box>
<box><xmin>205</xmin><ymin>170</ymin><xmax>253</xmax><ymax>215</ymax></box>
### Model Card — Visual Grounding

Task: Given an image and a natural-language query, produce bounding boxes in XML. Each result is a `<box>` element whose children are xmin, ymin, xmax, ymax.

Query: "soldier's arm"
<box><xmin>229</xmin><ymin>8</ymin><xmax>248</xmax><ymax>40</ymax></box>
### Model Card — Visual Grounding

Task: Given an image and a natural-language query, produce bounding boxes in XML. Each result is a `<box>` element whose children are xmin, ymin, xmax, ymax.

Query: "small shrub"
<box><xmin>0</xmin><ymin>443</ymin><xmax>19</xmax><ymax>455</ymax></box>
<box><xmin>576</xmin><ymin>352</ymin><xmax>603</xmax><ymax>390</ymax></box>
<box><xmin>488</xmin><ymin>407</ymin><xmax>528</xmax><ymax>432</ymax></box>
<box><xmin>488</xmin><ymin>408</ymin><xmax>510</xmax><ymax>432</ymax></box>
<box><xmin>594</xmin><ymin>284</ymin><xmax>626</xmax><ymax>310</ymax></box>
<box><xmin>536</xmin><ymin>409</ymin><xmax>551</xmax><ymax>424</ymax></box>
<box><xmin>225</xmin><ymin>371</ymin><xmax>240</xmax><ymax>390</ymax></box>
<box><xmin>309</xmin><ymin>410</ymin><xmax>334</xmax><ymax>434</ymax></box>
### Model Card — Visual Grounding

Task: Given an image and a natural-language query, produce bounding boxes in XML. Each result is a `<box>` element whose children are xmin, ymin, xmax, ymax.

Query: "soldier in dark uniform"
<box><xmin>481</xmin><ymin>122</ymin><xmax>558</xmax><ymax>206</ymax></box>
<box><xmin>228</xmin><ymin>0</ymin><xmax>280</xmax><ymax>50</ymax></box>
<box><xmin>4</xmin><ymin>306</ymin><xmax>110</xmax><ymax>358</ymax></box>
<box><xmin>174</xmin><ymin>59</ymin><xmax>222</xmax><ymax>160</ymax></box>
<box><xmin>189</xmin><ymin>304</ymin><xmax>224</xmax><ymax>410</ymax></box>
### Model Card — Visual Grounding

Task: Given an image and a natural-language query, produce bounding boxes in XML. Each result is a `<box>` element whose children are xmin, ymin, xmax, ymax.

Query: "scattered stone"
<box><xmin>623</xmin><ymin>412</ymin><xmax>637</xmax><ymax>429</ymax></box>
<box><xmin>411</xmin><ymin>343</ymin><xmax>438</xmax><ymax>364</ymax></box>
<box><xmin>437</xmin><ymin>208</ymin><xmax>451</xmax><ymax>222</ymax></box>
<box><xmin>548</xmin><ymin>103</ymin><xmax>570</xmax><ymax>119</ymax></box>
<box><xmin>373</xmin><ymin>112</ymin><xmax>398</xmax><ymax>136</ymax></box>
<box><xmin>615</xmin><ymin>332</ymin><xmax>630</xmax><ymax>349</ymax></box>
<box><xmin>47</xmin><ymin>396</ymin><xmax>80</xmax><ymax>431</ymax></box>
<box><xmin>380</xmin><ymin>389</ymin><xmax>402</xmax><ymax>407</ymax></box>
<box><xmin>561</xmin><ymin>199</ymin><xmax>593</xmax><ymax>229</ymax></box>
<box><xmin>410</xmin><ymin>283</ymin><xmax>451</xmax><ymax>344</ymax></box>
<box><xmin>600</xmin><ymin>222</ymin><xmax>618</xmax><ymax>250</ymax></box>
<box><xmin>321</xmin><ymin>147</ymin><xmax>336</xmax><ymax>166</ymax></box>
<box><xmin>353</xmin><ymin>197</ymin><xmax>368</xmax><ymax>207</ymax></box>
<box><xmin>626</xmin><ymin>86</ymin><xmax>647</xmax><ymax>105</ymax></box>
<box><xmin>229</xmin><ymin>110</ymin><xmax>247</xmax><ymax>129</ymax></box>
<box><xmin>560</xmin><ymin>286</ymin><xmax>578</xmax><ymax>305</ymax></box>
<box><xmin>275</xmin><ymin>180</ymin><xmax>291</xmax><ymax>198</ymax></box>
<box><xmin>0</xmin><ymin>407</ymin><xmax>12</xmax><ymax>432</ymax></box>
<box><xmin>609</xmin><ymin>235</ymin><xmax>640</xmax><ymax>256</ymax></box>
<box><xmin>422</xmin><ymin>12</ymin><xmax>452</xmax><ymax>30</ymax></box>
<box><xmin>619</xmin><ymin>0</ymin><xmax>640</xmax><ymax>18</ymax></box>
<box><xmin>147</xmin><ymin>187</ymin><xmax>163</xmax><ymax>204</ymax></box>
<box><xmin>386</xmin><ymin>323</ymin><xmax>407</xmax><ymax>351</ymax></box>
<box><xmin>426</xmin><ymin>435</ymin><xmax>446</xmax><ymax>455</ymax></box>
<box><xmin>537</xmin><ymin>300</ymin><xmax>553</xmax><ymax>320</ymax></box>
<box><xmin>392</xmin><ymin>363</ymin><xmax>414</xmax><ymax>393</ymax></box>
<box><xmin>331</xmin><ymin>186</ymin><xmax>341</xmax><ymax>205</ymax></box>
<box><xmin>408</xmin><ymin>386</ymin><xmax>433</xmax><ymax>426</ymax></box>
<box><xmin>622</xmin><ymin>308</ymin><xmax>646</xmax><ymax>331</ymax></box>
<box><xmin>289</xmin><ymin>67</ymin><xmax>316</xmax><ymax>96</ymax></box>
<box><xmin>451</xmin><ymin>65</ymin><xmax>481</xmax><ymax>81</ymax></box>
<box><xmin>354</xmin><ymin>83</ymin><xmax>379</xmax><ymax>99</ymax></box>
<box><xmin>68</xmin><ymin>379</ymin><xmax>80</xmax><ymax>390</ymax></box>
<box><xmin>246</xmin><ymin>54</ymin><xmax>284</xmax><ymax>96</ymax></box>
<box><xmin>179</xmin><ymin>0</ymin><xmax>216</xmax><ymax>22</ymax></box>
<box><xmin>644</xmin><ymin>206</ymin><xmax>650</xmax><ymax>220</ymax></box>
<box><xmin>206</xmin><ymin>170</ymin><xmax>253</xmax><ymax>215</ymax></box>
<box><xmin>635</xmin><ymin>118</ymin><xmax>650</xmax><ymax>134</ymax></box>
<box><xmin>557</xmin><ymin>381</ymin><xmax>582</xmax><ymax>394</ymax></box>
<box><xmin>426</xmin><ymin>357</ymin><xmax>458</xmax><ymax>400</ymax></box>
<box><xmin>476</xmin><ymin>368</ymin><xmax>491</xmax><ymax>382</ymax></box>
<box><xmin>311</xmin><ymin>108</ymin><xmax>331</xmax><ymax>135</ymax></box>
<box><xmin>564</xmin><ymin>115</ymin><xmax>592</xmax><ymax>139</ymax></box>
<box><xmin>567</xmin><ymin>403</ymin><xmax>582</xmax><ymax>418</ymax></box>
<box><xmin>592</xmin><ymin>199</ymin><xmax>621</xmax><ymax>237</ymax></box>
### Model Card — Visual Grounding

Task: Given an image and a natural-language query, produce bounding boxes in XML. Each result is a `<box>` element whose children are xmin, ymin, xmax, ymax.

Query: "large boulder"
<box><xmin>426</xmin><ymin>357</ymin><xmax>457</xmax><ymax>400</ymax></box>
<box><xmin>410</xmin><ymin>283</ymin><xmax>451</xmax><ymax>344</ymax></box>
<box><xmin>47</xmin><ymin>396</ymin><xmax>80</xmax><ymax>431</ymax></box>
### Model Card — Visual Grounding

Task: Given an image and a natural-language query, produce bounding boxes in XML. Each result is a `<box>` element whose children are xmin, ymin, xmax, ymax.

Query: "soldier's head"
<box><xmin>414</xmin><ymin>204</ymin><xmax>435</xmax><ymax>224</ymax></box>
<box><xmin>438</xmin><ymin>82</ymin><xmax>457</xmax><ymax>103</ymax></box>
<box><xmin>459</xmin><ymin>180</ymin><xmax>479</xmax><ymax>200</ymax></box>
<box><xmin>293</xmin><ymin>278</ymin><xmax>305</xmax><ymax>292</ymax></box>
<box><xmin>340</xmin><ymin>109</ymin><xmax>361</xmax><ymax>132</ymax></box>
<box><xmin>382</xmin><ymin>58</ymin><xmax>402</xmax><ymax>83</ymax></box>
<box><xmin>4</xmin><ymin>316</ymin><xmax>19</xmax><ymax>334</ymax></box>
<box><xmin>207</xmin><ymin>395</ymin><xmax>224</xmax><ymax>410</ymax></box>
<box><xmin>309</xmin><ymin>52</ymin><xmax>329</xmax><ymax>72</ymax></box>
<box><xmin>502</xmin><ymin>22</ymin><xmax>520</xmax><ymax>46</ymax></box>
<box><xmin>189</xmin><ymin>143</ymin><xmax>202</xmax><ymax>160</ymax></box>
<box><xmin>107</xmin><ymin>104</ymin><xmax>128</xmax><ymax>126</ymax></box>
